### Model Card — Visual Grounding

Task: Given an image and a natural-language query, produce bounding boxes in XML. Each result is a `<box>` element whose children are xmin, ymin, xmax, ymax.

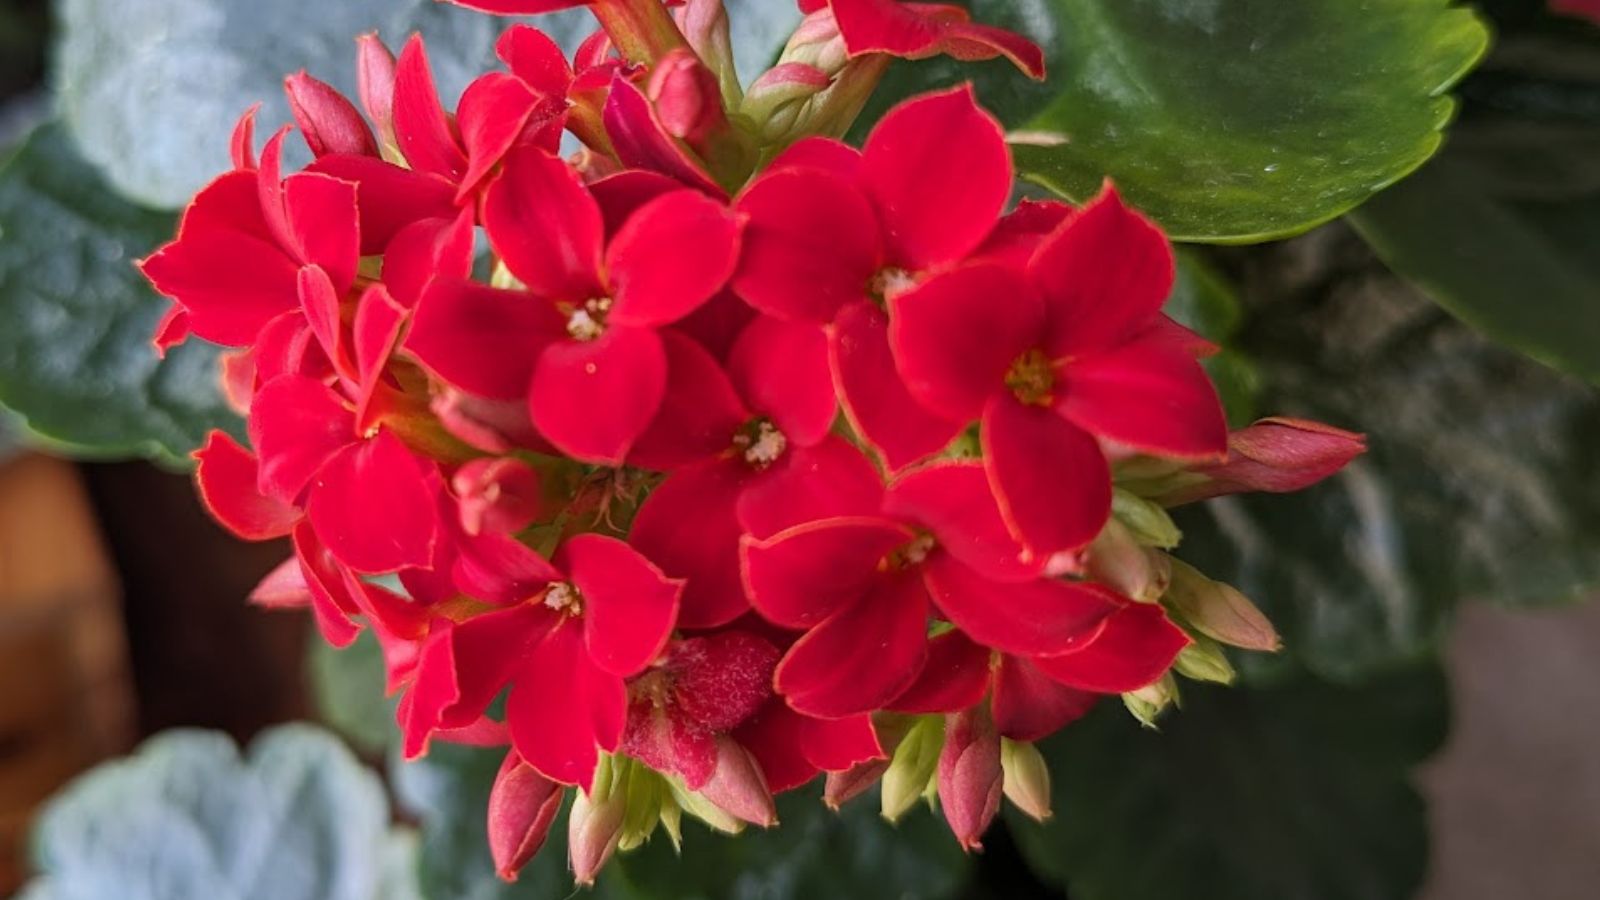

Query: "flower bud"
<box><xmin>666</xmin><ymin>774</ymin><xmax>747</xmax><ymax>835</ymax></box>
<box><xmin>674</xmin><ymin>0</ymin><xmax>740</xmax><ymax>104</ymax></box>
<box><xmin>1000</xmin><ymin>738</ymin><xmax>1052</xmax><ymax>823</ymax></box>
<box><xmin>1172</xmin><ymin>635</ymin><xmax>1237</xmax><ymax>685</ymax></box>
<box><xmin>616</xmin><ymin>758</ymin><xmax>668</xmax><ymax>852</ymax></box>
<box><xmin>825</xmin><ymin>758</ymin><xmax>890</xmax><ymax>809</ymax></box>
<box><xmin>937</xmin><ymin>706</ymin><xmax>1003</xmax><ymax>851</ymax></box>
<box><xmin>699</xmin><ymin>736</ymin><xmax>778</xmax><ymax>827</ymax></box>
<box><xmin>1084</xmin><ymin>518</ymin><xmax>1171</xmax><ymax>604</ymax></box>
<box><xmin>355</xmin><ymin>32</ymin><xmax>400</xmax><ymax>160</ymax></box>
<box><xmin>1111</xmin><ymin>489</ymin><xmax>1183</xmax><ymax>548</ymax></box>
<box><xmin>742</xmin><ymin>63</ymin><xmax>833</xmax><ymax>141</ymax></box>
<box><xmin>1165</xmin><ymin>558</ymin><xmax>1281</xmax><ymax>652</ymax></box>
<box><xmin>568</xmin><ymin>755</ymin><xmax>628</xmax><ymax>886</ymax></box>
<box><xmin>646</xmin><ymin>49</ymin><xmax>754</xmax><ymax>184</ymax></box>
<box><xmin>1123</xmin><ymin>674</ymin><xmax>1179</xmax><ymax>729</ymax></box>
<box><xmin>780</xmin><ymin>9</ymin><xmax>849</xmax><ymax>76</ymax></box>
<box><xmin>488</xmin><ymin>751</ymin><xmax>564</xmax><ymax>881</ymax></box>
<box><xmin>881</xmin><ymin>715</ymin><xmax>942</xmax><ymax>823</ymax></box>
<box><xmin>1154</xmin><ymin>418</ymin><xmax>1367</xmax><ymax>506</ymax></box>
<box><xmin>283</xmin><ymin>70</ymin><xmax>378</xmax><ymax>158</ymax></box>
<box><xmin>453</xmin><ymin>457</ymin><xmax>543</xmax><ymax>536</ymax></box>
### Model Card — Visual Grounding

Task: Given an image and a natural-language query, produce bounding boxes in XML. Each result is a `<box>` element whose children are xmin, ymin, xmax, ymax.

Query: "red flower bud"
<box><xmin>488</xmin><ymin>751</ymin><xmax>565</xmax><ymax>881</ymax></box>
<box><xmin>355</xmin><ymin>32</ymin><xmax>398</xmax><ymax>151</ymax></box>
<box><xmin>699</xmin><ymin>736</ymin><xmax>778</xmax><ymax>827</ymax></box>
<box><xmin>824</xmin><ymin>758</ymin><xmax>890</xmax><ymax>809</ymax></box>
<box><xmin>1157</xmin><ymin>417</ymin><xmax>1367</xmax><ymax>506</ymax></box>
<box><xmin>937</xmin><ymin>705</ymin><xmax>1003</xmax><ymax>851</ymax></box>
<box><xmin>453</xmin><ymin>457</ymin><xmax>544</xmax><ymax>536</ymax></box>
<box><xmin>568</xmin><ymin>781</ymin><xmax>627</xmax><ymax>886</ymax></box>
<box><xmin>648</xmin><ymin>49</ymin><xmax>730</xmax><ymax>149</ymax></box>
<box><xmin>284</xmin><ymin>70</ymin><xmax>379</xmax><ymax>158</ymax></box>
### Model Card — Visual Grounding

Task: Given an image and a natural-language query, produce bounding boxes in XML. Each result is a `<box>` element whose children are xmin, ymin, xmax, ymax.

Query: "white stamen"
<box><xmin>742</xmin><ymin>421</ymin><xmax>789</xmax><ymax>467</ymax></box>
<box><xmin>566</xmin><ymin>309</ymin><xmax>603</xmax><ymax>341</ymax></box>
<box><xmin>544</xmin><ymin>582</ymin><xmax>581</xmax><ymax>614</ymax></box>
<box><xmin>903</xmin><ymin>534</ymin><xmax>935</xmax><ymax>567</ymax></box>
<box><xmin>871</xmin><ymin>267</ymin><xmax>918</xmax><ymax>300</ymax></box>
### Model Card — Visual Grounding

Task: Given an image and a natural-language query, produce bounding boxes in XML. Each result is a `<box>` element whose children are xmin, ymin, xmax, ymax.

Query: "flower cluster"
<box><xmin>142</xmin><ymin>0</ymin><xmax>1366</xmax><ymax>883</ymax></box>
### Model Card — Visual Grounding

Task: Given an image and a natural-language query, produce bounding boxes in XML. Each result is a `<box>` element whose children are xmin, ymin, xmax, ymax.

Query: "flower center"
<box><xmin>542</xmin><ymin>581</ymin><xmax>583</xmax><ymax>615</ymax></box>
<box><xmin>880</xmin><ymin>533</ymin><xmax>937</xmax><ymax>571</ymax></box>
<box><xmin>1006</xmin><ymin>348</ymin><xmax>1056</xmax><ymax>406</ymax></box>
<box><xmin>565</xmin><ymin>297</ymin><xmax>613</xmax><ymax>341</ymax></box>
<box><xmin>733</xmin><ymin>419</ymin><xmax>788</xmax><ymax>469</ymax></box>
<box><xmin>869</xmin><ymin>267</ymin><xmax>918</xmax><ymax>302</ymax></box>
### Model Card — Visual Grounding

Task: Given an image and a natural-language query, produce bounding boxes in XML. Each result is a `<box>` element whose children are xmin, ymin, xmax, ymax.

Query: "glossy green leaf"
<box><xmin>21</xmin><ymin>725</ymin><xmax>413</xmax><ymax>900</ymax></box>
<box><xmin>1011</xmin><ymin>663</ymin><xmax>1448</xmax><ymax>900</ymax></box>
<box><xmin>1176</xmin><ymin>228</ymin><xmax>1600</xmax><ymax>682</ymax></box>
<box><xmin>0</xmin><ymin>124</ymin><xmax>239</xmax><ymax>466</ymax></box>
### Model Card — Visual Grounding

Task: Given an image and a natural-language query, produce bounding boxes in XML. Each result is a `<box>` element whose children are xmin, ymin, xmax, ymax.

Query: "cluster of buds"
<box><xmin>140</xmin><ymin>0</ymin><xmax>1366</xmax><ymax>883</ymax></box>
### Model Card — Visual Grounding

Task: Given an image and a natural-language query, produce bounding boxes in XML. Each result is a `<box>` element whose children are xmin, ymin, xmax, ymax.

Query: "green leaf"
<box><xmin>1011</xmin><ymin>663</ymin><xmax>1448</xmax><ymax>900</ymax></box>
<box><xmin>0</xmin><ymin>123</ymin><xmax>239</xmax><ymax>466</ymax></box>
<box><xmin>309</xmin><ymin>629</ymin><xmax>396</xmax><ymax>757</ymax></box>
<box><xmin>606</xmin><ymin>784</ymin><xmax>971</xmax><ymax>900</ymax></box>
<box><xmin>1176</xmin><ymin>227</ymin><xmax>1600</xmax><ymax>682</ymax></box>
<box><xmin>22</xmin><ymin>725</ymin><xmax>406</xmax><ymax>900</ymax></box>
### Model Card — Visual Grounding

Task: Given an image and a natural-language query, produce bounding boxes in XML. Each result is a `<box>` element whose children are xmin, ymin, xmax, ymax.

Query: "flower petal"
<box><xmin>455</xmin><ymin>72</ymin><xmax>539</xmax><ymax>202</ymax></box>
<box><xmin>290</xmin><ymin>523</ymin><xmax>362</xmax><ymax>648</ymax></box>
<box><xmin>394</xmin><ymin>35</ymin><xmax>468</xmax><ymax>181</ymax></box>
<box><xmin>775</xmin><ymin>569</ymin><xmax>931</xmax><ymax>718</ymax></box>
<box><xmin>884</xmin><ymin>461</ymin><xmax>1038</xmax><ymax>582</ymax></box>
<box><xmin>483</xmin><ymin>146</ymin><xmax>606</xmax><ymax>300</ymax></box>
<box><xmin>1031</xmin><ymin>602</ymin><xmax>1191</xmax><ymax>694</ymax></box>
<box><xmin>140</xmin><ymin>230</ymin><xmax>299</xmax><ymax>347</ymax></box>
<box><xmin>589</xmin><ymin>169</ymin><xmax>683</xmax><ymax>237</ymax></box>
<box><xmin>559</xmin><ymin>534</ymin><xmax>683</xmax><ymax>677</ymax></box>
<box><xmin>382</xmin><ymin>208</ymin><xmax>476</xmax><ymax>309</ymax></box>
<box><xmin>741</xmin><ymin>516</ymin><xmax>911</xmax><ymax>629</ymax></box>
<box><xmin>508</xmin><ymin>622</ymin><xmax>627</xmax><ymax>786</ymax></box>
<box><xmin>453</xmin><ymin>530</ymin><xmax>563</xmax><ymax>605</ymax></box>
<box><xmin>283</xmin><ymin>172</ymin><xmax>360</xmax><ymax>294</ymax></box>
<box><xmin>981</xmin><ymin>395</ymin><xmax>1110</xmax><ymax>558</ymax></box>
<box><xmin>832</xmin><ymin>0</ymin><xmax>1045</xmax><ymax>78</ymax></box>
<box><xmin>991</xmin><ymin>655</ymin><xmax>1097</xmax><ymax>742</ymax></box>
<box><xmin>306</xmin><ymin>154</ymin><xmax>458</xmax><ymax>254</ymax></box>
<box><xmin>307</xmin><ymin>430</ymin><xmax>442</xmax><ymax>574</ymax></box>
<box><xmin>630</xmin><ymin>330</ymin><xmax>749</xmax><ymax>471</ymax></box>
<box><xmin>922</xmin><ymin>554</ymin><xmax>1119</xmax><ymax>657</ymax></box>
<box><xmin>1057</xmin><ymin>329</ymin><xmax>1229</xmax><ymax>459</ymax></box>
<box><xmin>735</xmin><ymin>436</ymin><xmax>886</xmax><ymax>539</ymax></box>
<box><xmin>728</xmin><ymin>316</ymin><xmax>835</xmax><ymax>447</ymax></box>
<box><xmin>890</xmin><ymin>630</ymin><xmax>993</xmax><ymax>714</ymax></box>
<box><xmin>860</xmin><ymin>85</ymin><xmax>1011</xmax><ymax>271</ymax></box>
<box><xmin>193</xmin><ymin>430</ymin><xmax>299</xmax><ymax>540</ymax></box>
<box><xmin>284</xmin><ymin>70</ymin><xmax>379</xmax><ymax>158</ymax></box>
<box><xmin>732</xmin><ymin>167</ymin><xmax>881</xmax><ymax>324</ymax></box>
<box><xmin>630</xmin><ymin>459</ymin><xmax>753</xmax><ymax>629</ymax></box>
<box><xmin>407</xmin><ymin>278</ymin><xmax>565</xmax><ymax>399</ymax></box>
<box><xmin>606</xmin><ymin>190</ymin><xmax>743</xmax><ymax>327</ymax></box>
<box><xmin>602</xmin><ymin>74</ymin><xmax>726</xmax><ymax>197</ymax></box>
<box><xmin>888</xmin><ymin>262</ymin><xmax>1039</xmax><ymax>421</ymax></box>
<box><xmin>529</xmin><ymin>326</ymin><xmax>668</xmax><ymax>465</ymax></box>
<box><xmin>249</xmin><ymin>375</ymin><xmax>354</xmax><ymax>504</ymax></box>
<box><xmin>831</xmin><ymin>300</ymin><xmax>963</xmax><ymax>472</ymax></box>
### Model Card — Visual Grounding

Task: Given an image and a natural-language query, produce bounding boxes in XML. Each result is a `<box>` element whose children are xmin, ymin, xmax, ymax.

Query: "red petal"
<box><xmin>453</xmin><ymin>457</ymin><xmax>543</xmax><ymax>536</ymax></box>
<box><xmin>890</xmin><ymin>630</ymin><xmax>992</xmax><ymax>714</ymax></box>
<box><xmin>356</xmin><ymin>34</ymin><xmax>397</xmax><ymax>148</ymax></box>
<box><xmin>151</xmin><ymin>305</ymin><xmax>191</xmax><ymax>355</ymax></box>
<box><xmin>194</xmin><ymin>431</ymin><xmax>299</xmax><ymax>540</ymax></box>
<box><xmin>922</xmin><ymin>554</ymin><xmax>1118</xmax><ymax>657</ymax></box>
<box><xmin>775</xmin><ymin>569</ymin><xmax>930</xmax><ymax>718</ymax></box>
<box><xmin>249</xmin><ymin>556</ymin><xmax>311</xmax><ymax>610</ymax></box>
<box><xmin>140</xmin><ymin>231</ymin><xmax>299</xmax><ymax>347</ymax></box>
<box><xmin>496</xmin><ymin>24</ymin><xmax>575</xmax><ymax>95</ymax></box>
<box><xmin>297</xmin><ymin>265</ymin><xmax>353</xmax><ymax>383</ymax></box>
<box><xmin>733</xmin><ymin>699</ymin><xmax>819</xmax><ymax>793</ymax></box>
<box><xmin>884</xmin><ymin>461</ymin><xmax>1038</xmax><ymax>582</ymax></box>
<box><xmin>673</xmin><ymin>288</ymin><xmax>758</xmax><ymax>363</ymax></box>
<box><xmin>802</xmin><ymin>712</ymin><xmax>884</xmax><ymax>770</ymax></box>
<box><xmin>833</xmin><ymin>0</ymin><xmax>1045</xmax><ymax>78</ymax></box>
<box><xmin>291</xmin><ymin>523</ymin><xmax>362</xmax><ymax>648</ymax></box>
<box><xmin>445</xmin><ymin>0</ymin><xmax>589</xmax><ymax>11</ymax></box>
<box><xmin>455</xmin><ymin>72</ymin><xmax>538</xmax><ymax>202</ymax></box>
<box><xmin>230</xmin><ymin>105</ymin><xmax>259</xmax><ymax>170</ymax></box>
<box><xmin>736</xmin><ymin>436</ymin><xmax>886</xmax><ymax>539</ymax></box>
<box><xmin>860</xmin><ymin>85</ymin><xmax>1011</xmax><ymax>271</ymax></box>
<box><xmin>991</xmin><ymin>655</ymin><xmax>1097</xmax><ymax>742</ymax></box>
<box><xmin>453</xmin><ymin>531</ymin><xmax>562</xmax><ymax>605</ymax></box>
<box><xmin>981</xmin><ymin>395</ymin><xmax>1110</xmax><ymax>558</ymax></box>
<box><xmin>559</xmin><ymin>534</ymin><xmax>682</xmax><ymax>677</ymax></box>
<box><xmin>1032</xmin><ymin>602</ymin><xmax>1191</xmax><ymax>694</ymax></box>
<box><xmin>307</xmin><ymin>431</ymin><xmax>441</xmax><ymax>574</ymax></box>
<box><xmin>631</xmin><ymin>459</ymin><xmax>753</xmax><ymax>629</ymax></box>
<box><xmin>306</xmin><ymin>154</ymin><xmax>458</xmax><ymax>254</ymax></box>
<box><xmin>483</xmin><ymin>146</ymin><xmax>606</xmax><ymax>300</ymax></box>
<box><xmin>606</xmin><ymin>190</ymin><xmax>742</xmax><ymax>327</ymax></box>
<box><xmin>741</xmin><ymin>516</ymin><xmax>912</xmax><ymax>629</ymax></box>
<box><xmin>728</xmin><ymin>316</ymin><xmax>835</xmax><ymax>447</ymax></box>
<box><xmin>394</xmin><ymin>35</ymin><xmax>468</xmax><ymax>181</ymax></box>
<box><xmin>831</xmin><ymin>300</ymin><xmax>963</xmax><ymax>472</ymax></box>
<box><xmin>589</xmin><ymin>169</ymin><xmax>684</xmax><ymax>237</ymax></box>
<box><xmin>352</xmin><ymin>284</ymin><xmax>409</xmax><ymax>430</ymax></box>
<box><xmin>1057</xmin><ymin>330</ymin><xmax>1229</xmax><ymax>459</ymax></box>
<box><xmin>975</xmin><ymin>198</ymin><xmax>1073</xmax><ymax>268</ymax></box>
<box><xmin>508</xmin><ymin>623</ymin><xmax>627</xmax><ymax>786</ymax></box>
<box><xmin>255</xmin><ymin>129</ymin><xmax>296</xmax><ymax>253</ymax></box>
<box><xmin>732</xmin><ymin>167</ymin><xmax>881</xmax><ymax>323</ymax></box>
<box><xmin>602</xmin><ymin>74</ymin><xmax>726</xmax><ymax>197</ymax></box>
<box><xmin>284</xmin><ymin>70</ymin><xmax>379</xmax><ymax>158</ymax></box>
<box><xmin>888</xmin><ymin>263</ymin><xmax>1039</xmax><ymax>421</ymax></box>
<box><xmin>407</xmin><ymin>278</ymin><xmax>565</xmax><ymax>399</ymax></box>
<box><xmin>382</xmin><ymin>208</ymin><xmax>476</xmax><ymax>309</ymax></box>
<box><xmin>529</xmin><ymin>327</ymin><xmax>667</xmax><ymax>465</ymax></box>
<box><xmin>629</xmin><ymin>330</ymin><xmax>749</xmax><ymax>471</ymax></box>
<box><xmin>767</xmin><ymin>137</ymin><xmax>862</xmax><ymax>179</ymax></box>
<box><xmin>248</xmin><ymin>375</ymin><xmax>354</xmax><ymax>503</ymax></box>
<box><xmin>1033</xmin><ymin>185</ymin><xmax>1175</xmax><ymax>357</ymax></box>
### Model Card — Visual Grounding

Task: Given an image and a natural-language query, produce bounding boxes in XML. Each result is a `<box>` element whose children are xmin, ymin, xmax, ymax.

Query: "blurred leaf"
<box><xmin>0</xmin><ymin>123</ymin><xmax>239</xmax><ymax>466</ymax></box>
<box><xmin>1177</xmin><ymin>228</ymin><xmax>1600</xmax><ymax>682</ymax></box>
<box><xmin>858</xmin><ymin>0</ymin><xmax>1489</xmax><ymax>243</ymax></box>
<box><xmin>1011</xmin><ymin>663</ymin><xmax>1448</xmax><ymax>900</ymax></box>
<box><xmin>1165</xmin><ymin>252</ymin><xmax>1259</xmax><ymax>425</ymax></box>
<box><xmin>21</xmin><ymin>725</ymin><xmax>408</xmax><ymax>900</ymax></box>
<box><xmin>607</xmin><ymin>784</ymin><xmax>970</xmax><ymax>900</ymax></box>
<box><xmin>309</xmin><ymin>629</ymin><xmax>396</xmax><ymax>757</ymax></box>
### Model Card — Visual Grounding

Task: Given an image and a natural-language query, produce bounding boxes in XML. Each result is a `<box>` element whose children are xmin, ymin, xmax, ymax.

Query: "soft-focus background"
<box><xmin>2</xmin><ymin>0</ymin><xmax>1598</xmax><ymax>898</ymax></box>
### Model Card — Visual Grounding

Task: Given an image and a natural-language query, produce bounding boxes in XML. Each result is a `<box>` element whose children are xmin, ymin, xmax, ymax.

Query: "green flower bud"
<box><xmin>881</xmin><ymin>715</ymin><xmax>943</xmax><ymax>823</ymax></box>
<box><xmin>1000</xmin><ymin>739</ymin><xmax>1053</xmax><ymax>823</ymax></box>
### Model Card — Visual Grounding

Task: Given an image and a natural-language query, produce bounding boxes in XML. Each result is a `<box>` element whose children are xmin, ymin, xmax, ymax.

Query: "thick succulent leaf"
<box><xmin>1177</xmin><ymin>227</ymin><xmax>1600</xmax><ymax>682</ymax></box>
<box><xmin>1011</xmin><ymin>664</ymin><xmax>1448</xmax><ymax>900</ymax></box>
<box><xmin>859</xmin><ymin>0</ymin><xmax>1489</xmax><ymax>243</ymax></box>
<box><xmin>21</xmin><ymin>725</ymin><xmax>409</xmax><ymax>900</ymax></box>
<box><xmin>0</xmin><ymin>123</ymin><xmax>239</xmax><ymax>466</ymax></box>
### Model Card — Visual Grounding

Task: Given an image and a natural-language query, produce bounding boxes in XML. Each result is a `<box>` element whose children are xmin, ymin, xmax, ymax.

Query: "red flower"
<box><xmin>405</xmin><ymin>145</ymin><xmax>743</xmax><ymax>464</ymax></box>
<box><xmin>401</xmin><ymin>533</ymin><xmax>682</xmax><ymax>787</ymax></box>
<box><xmin>889</xmin><ymin>185</ymin><xmax>1229</xmax><ymax>559</ymax></box>
<box><xmin>1146</xmin><ymin>417</ymin><xmax>1368</xmax><ymax>506</ymax></box>
<box><xmin>742</xmin><ymin>460</ymin><xmax>1124</xmax><ymax>718</ymax></box>
<box><xmin>797</xmin><ymin>0</ymin><xmax>1045</xmax><ymax>79</ymax></box>
<box><xmin>733</xmin><ymin>85</ymin><xmax>1012</xmax><ymax>470</ymax></box>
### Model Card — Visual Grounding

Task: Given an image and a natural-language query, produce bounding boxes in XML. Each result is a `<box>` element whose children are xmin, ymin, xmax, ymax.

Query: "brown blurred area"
<box><xmin>0</xmin><ymin>455</ymin><xmax>309</xmax><ymax>891</ymax></box>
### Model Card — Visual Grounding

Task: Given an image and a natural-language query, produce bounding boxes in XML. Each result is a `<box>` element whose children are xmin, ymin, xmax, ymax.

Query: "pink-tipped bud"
<box><xmin>284</xmin><ymin>70</ymin><xmax>379</xmax><ymax>158</ymax></box>
<box><xmin>1159</xmin><ymin>417</ymin><xmax>1367</xmax><ymax>506</ymax></box>
<box><xmin>825</xmin><ymin>758</ymin><xmax>890</xmax><ymax>810</ymax></box>
<box><xmin>488</xmin><ymin>751</ymin><xmax>564</xmax><ymax>882</ymax></box>
<box><xmin>452</xmin><ymin>457</ymin><xmax>543</xmax><ymax>536</ymax></box>
<box><xmin>1166</xmin><ymin>558</ymin><xmax>1281</xmax><ymax>652</ymax></box>
<box><xmin>356</xmin><ymin>32</ymin><xmax>399</xmax><ymax>153</ymax></box>
<box><xmin>568</xmin><ymin>760</ymin><xmax>628</xmax><ymax>886</ymax></box>
<box><xmin>674</xmin><ymin>0</ymin><xmax>740</xmax><ymax>103</ymax></box>
<box><xmin>937</xmin><ymin>706</ymin><xmax>1003</xmax><ymax>852</ymax></box>
<box><xmin>648</xmin><ymin>49</ymin><xmax>730</xmax><ymax>149</ymax></box>
<box><xmin>782</xmin><ymin>8</ymin><xmax>848</xmax><ymax>75</ymax></box>
<box><xmin>699</xmin><ymin>736</ymin><xmax>778</xmax><ymax>827</ymax></box>
<box><xmin>1084</xmin><ymin>518</ymin><xmax>1172</xmax><ymax>604</ymax></box>
<box><xmin>742</xmin><ymin>62</ymin><xmax>832</xmax><ymax>140</ymax></box>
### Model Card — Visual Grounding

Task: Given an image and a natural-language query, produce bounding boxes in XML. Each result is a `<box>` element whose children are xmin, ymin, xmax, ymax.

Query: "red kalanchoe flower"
<box><xmin>797</xmin><ymin>0</ymin><xmax>1046</xmax><ymax>79</ymax></box>
<box><xmin>406</xmin><ymin>145</ymin><xmax>743</xmax><ymax>464</ymax></box>
<box><xmin>733</xmin><ymin>84</ymin><xmax>1013</xmax><ymax>469</ymax></box>
<box><xmin>734</xmin><ymin>696</ymin><xmax>884</xmax><ymax>794</ymax></box>
<box><xmin>890</xmin><ymin>185</ymin><xmax>1229</xmax><ymax>559</ymax></box>
<box><xmin>402</xmin><ymin>533</ymin><xmax>682</xmax><ymax>787</ymax></box>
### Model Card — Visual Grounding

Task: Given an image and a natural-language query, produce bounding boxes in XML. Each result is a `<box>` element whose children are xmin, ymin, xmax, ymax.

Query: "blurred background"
<box><xmin>1</xmin><ymin>0</ymin><xmax>1598</xmax><ymax>898</ymax></box>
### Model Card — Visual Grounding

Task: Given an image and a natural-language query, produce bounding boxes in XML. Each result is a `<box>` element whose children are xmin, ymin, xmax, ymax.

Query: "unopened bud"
<box><xmin>674</xmin><ymin>0</ymin><xmax>741</xmax><ymax>105</ymax></box>
<box><xmin>825</xmin><ymin>758</ymin><xmax>890</xmax><ymax>809</ymax></box>
<box><xmin>616</xmin><ymin>758</ymin><xmax>667</xmax><ymax>852</ymax></box>
<box><xmin>781</xmin><ymin>9</ymin><xmax>849</xmax><ymax>76</ymax></box>
<box><xmin>1084</xmin><ymin>518</ymin><xmax>1171</xmax><ymax>604</ymax></box>
<box><xmin>742</xmin><ymin>63</ymin><xmax>833</xmax><ymax>141</ymax></box>
<box><xmin>699</xmin><ymin>736</ymin><xmax>778</xmax><ymax>827</ymax></box>
<box><xmin>999</xmin><ymin>739</ymin><xmax>1052</xmax><ymax>823</ymax></box>
<box><xmin>355</xmin><ymin>33</ymin><xmax>401</xmax><ymax>162</ymax></box>
<box><xmin>1154</xmin><ymin>418</ymin><xmax>1367</xmax><ymax>506</ymax></box>
<box><xmin>1111</xmin><ymin>489</ymin><xmax>1183</xmax><ymax>548</ymax></box>
<box><xmin>647</xmin><ymin>49</ymin><xmax>754</xmax><ymax>184</ymax></box>
<box><xmin>881</xmin><ymin>715</ymin><xmax>942</xmax><ymax>822</ymax></box>
<box><xmin>1172</xmin><ymin>635</ymin><xmax>1237</xmax><ymax>685</ymax></box>
<box><xmin>488</xmin><ymin>751</ymin><xmax>564</xmax><ymax>881</ymax></box>
<box><xmin>284</xmin><ymin>70</ymin><xmax>378</xmax><ymax>158</ymax></box>
<box><xmin>938</xmin><ymin>707</ymin><xmax>1002</xmax><ymax>851</ymax></box>
<box><xmin>1165</xmin><ymin>558</ymin><xmax>1281</xmax><ymax>652</ymax></box>
<box><xmin>568</xmin><ymin>756</ymin><xmax>628</xmax><ymax>886</ymax></box>
<box><xmin>453</xmin><ymin>457</ymin><xmax>543</xmax><ymax>536</ymax></box>
<box><xmin>666</xmin><ymin>774</ymin><xmax>747</xmax><ymax>835</ymax></box>
<box><xmin>1123</xmin><ymin>674</ymin><xmax>1179</xmax><ymax>729</ymax></box>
